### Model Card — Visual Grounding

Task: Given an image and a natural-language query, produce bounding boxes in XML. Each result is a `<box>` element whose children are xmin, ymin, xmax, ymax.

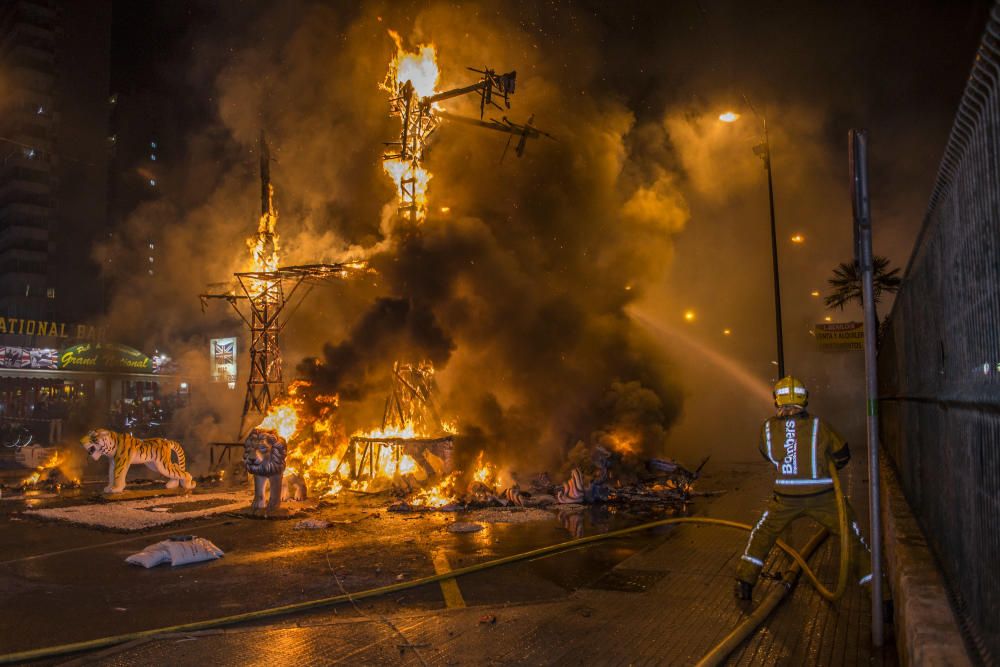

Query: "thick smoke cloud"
<box><xmin>300</xmin><ymin>296</ymin><xmax>454</xmax><ymax>403</ymax></box>
<box><xmin>98</xmin><ymin>0</ymin><xmax>693</xmax><ymax>469</ymax></box>
<box><xmin>97</xmin><ymin>1</ymin><xmax>984</xmax><ymax>466</ymax></box>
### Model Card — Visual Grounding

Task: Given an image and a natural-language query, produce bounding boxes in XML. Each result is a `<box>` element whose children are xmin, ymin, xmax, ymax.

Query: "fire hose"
<box><xmin>0</xmin><ymin>461</ymin><xmax>850</xmax><ymax>665</ymax></box>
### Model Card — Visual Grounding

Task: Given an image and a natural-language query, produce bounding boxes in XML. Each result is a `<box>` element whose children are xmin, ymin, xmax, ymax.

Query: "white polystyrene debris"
<box><xmin>26</xmin><ymin>492</ymin><xmax>248</xmax><ymax>530</ymax></box>
<box><xmin>293</xmin><ymin>518</ymin><xmax>330</xmax><ymax>530</ymax></box>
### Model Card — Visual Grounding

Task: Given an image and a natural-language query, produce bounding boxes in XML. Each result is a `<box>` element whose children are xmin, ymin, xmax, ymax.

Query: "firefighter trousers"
<box><xmin>735</xmin><ymin>490</ymin><xmax>872</xmax><ymax>586</ymax></box>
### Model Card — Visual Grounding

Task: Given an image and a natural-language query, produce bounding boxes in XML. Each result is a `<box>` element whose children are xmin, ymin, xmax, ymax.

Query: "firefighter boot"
<box><xmin>734</xmin><ymin>580</ymin><xmax>753</xmax><ymax>600</ymax></box>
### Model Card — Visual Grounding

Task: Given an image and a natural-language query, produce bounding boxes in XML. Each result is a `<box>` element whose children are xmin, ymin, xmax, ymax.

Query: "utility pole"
<box><xmin>850</xmin><ymin>128</ymin><xmax>884</xmax><ymax>647</ymax></box>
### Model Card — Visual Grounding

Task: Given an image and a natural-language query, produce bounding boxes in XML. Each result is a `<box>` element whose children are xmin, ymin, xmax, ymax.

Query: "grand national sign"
<box><xmin>815</xmin><ymin>321</ymin><xmax>864</xmax><ymax>351</ymax></box>
<box><xmin>58</xmin><ymin>343</ymin><xmax>154</xmax><ymax>374</ymax></box>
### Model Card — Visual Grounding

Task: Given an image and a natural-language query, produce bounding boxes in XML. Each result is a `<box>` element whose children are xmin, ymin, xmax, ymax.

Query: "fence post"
<box><xmin>850</xmin><ymin>128</ymin><xmax>884</xmax><ymax>647</ymax></box>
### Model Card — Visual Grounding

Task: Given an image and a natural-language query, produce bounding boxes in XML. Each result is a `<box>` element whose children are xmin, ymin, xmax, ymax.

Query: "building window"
<box><xmin>46</xmin><ymin>288</ymin><xmax>55</xmax><ymax>299</ymax></box>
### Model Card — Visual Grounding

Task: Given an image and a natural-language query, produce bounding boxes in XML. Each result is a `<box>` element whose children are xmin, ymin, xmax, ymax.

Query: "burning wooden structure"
<box><xmin>344</xmin><ymin>362</ymin><xmax>455</xmax><ymax>483</ymax></box>
<box><xmin>381</xmin><ymin>32</ymin><xmax>550</xmax><ymax>221</ymax></box>
<box><xmin>200</xmin><ymin>132</ymin><xmax>369</xmax><ymax>437</ymax></box>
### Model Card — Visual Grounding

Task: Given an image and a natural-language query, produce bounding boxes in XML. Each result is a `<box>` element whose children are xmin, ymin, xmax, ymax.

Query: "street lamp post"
<box><xmin>757</xmin><ymin>118</ymin><xmax>785</xmax><ymax>379</ymax></box>
<box><xmin>721</xmin><ymin>107</ymin><xmax>785</xmax><ymax>378</ymax></box>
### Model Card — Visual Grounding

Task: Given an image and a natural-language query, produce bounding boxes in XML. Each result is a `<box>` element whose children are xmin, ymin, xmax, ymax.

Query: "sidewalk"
<box><xmin>81</xmin><ymin>458</ymin><xmax>892</xmax><ymax>666</ymax></box>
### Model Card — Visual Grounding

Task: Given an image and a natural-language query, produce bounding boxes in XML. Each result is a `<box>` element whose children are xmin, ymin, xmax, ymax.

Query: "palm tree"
<box><xmin>824</xmin><ymin>256</ymin><xmax>902</xmax><ymax>323</ymax></box>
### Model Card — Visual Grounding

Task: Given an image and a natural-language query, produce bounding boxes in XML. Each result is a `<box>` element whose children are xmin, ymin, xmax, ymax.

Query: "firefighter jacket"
<box><xmin>758</xmin><ymin>411</ymin><xmax>850</xmax><ymax>496</ymax></box>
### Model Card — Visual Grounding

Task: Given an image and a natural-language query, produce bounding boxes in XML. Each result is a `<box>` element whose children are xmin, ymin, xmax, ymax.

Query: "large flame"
<box><xmin>386</xmin><ymin>30</ymin><xmax>439</xmax><ymax>98</ymax></box>
<box><xmin>358</xmin><ymin>421</ymin><xmax>418</xmax><ymax>440</ymax></box>
<box><xmin>381</xmin><ymin>159</ymin><xmax>432</xmax><ymax>221</ymax></box>
<box><xmin>253</xmin><ymin>382</ymin><xmax>433</xmax><ymax>498</ymax></box>
<box><xmin>256</xmin><ymin>381</ymin><xmax>346</xmax><ymax>497</ymax></box>
<box><xmin>472</xmin><ymin>450</ymin><xmax>496</xmax><ymax>485</ymax></box>
<box><xmin>381</xmin><ymin>30</ymin><xmax>440</xmax><ymax>221</ymax></box>
<box><xmin>247</xmin><ymin>183</ymin><xmax>279</xmax><ymax>273</ymax></box>
<box><xmin>257</xmin><ymin>404</ymin><xmax>298</xmax><ymax>440</ymax></box>
<box><xmin>21</xmin><ymin>450</ymin><xmax>65</xmax><ymax>487</ymax></box>
<box><xmin>252</xmin><ymin>363</ymin><xmax>475</xmax><ymax>507</ymax></box>
<box><xmin>408</xmin><ymin>471</ymin><xmax>460</xmax><ymax>508</ymax></box>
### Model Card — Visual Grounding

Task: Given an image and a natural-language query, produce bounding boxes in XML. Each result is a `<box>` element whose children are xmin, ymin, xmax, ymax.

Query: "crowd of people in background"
<box><xmin>0</xmin><ymin>391</ymin><xmax>189</xmax><ymax>448</ymax></box>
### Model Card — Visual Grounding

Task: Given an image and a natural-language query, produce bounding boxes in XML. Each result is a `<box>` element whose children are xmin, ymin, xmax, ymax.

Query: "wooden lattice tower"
<box><xmin>201</xmin><ymin>133</ymin><xmax>369</xmax><ymax>437</ymax></box>
<box><xmin>383</xmin><ymin>66</ymin><xmax>529</xmax><ymax>221</ymax></box>
<box><xmin>381</xmin><ymin>361</ymin><xmax>443</xmax><ymax>435</ymax></box>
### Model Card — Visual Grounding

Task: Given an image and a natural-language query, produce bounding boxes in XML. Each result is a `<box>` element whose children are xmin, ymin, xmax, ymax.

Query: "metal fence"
<box><xmin>879</xmin><ymin>5</ymin><xmax>1000</xmax><ymax>663</ymax></box>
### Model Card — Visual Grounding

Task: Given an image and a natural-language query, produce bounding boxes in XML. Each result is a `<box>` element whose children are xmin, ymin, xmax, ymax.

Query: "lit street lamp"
<box><xmin>721</xmin><ymin>103</ymin><xmax>785</xmax><ymax>378</ymax></box>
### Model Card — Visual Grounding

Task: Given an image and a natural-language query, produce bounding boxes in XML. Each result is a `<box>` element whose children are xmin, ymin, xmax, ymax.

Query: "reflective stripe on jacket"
<box><xmin>759</xmin><ymin>412</ymin><xmax>848</xmax><ymax>496</ymax></box>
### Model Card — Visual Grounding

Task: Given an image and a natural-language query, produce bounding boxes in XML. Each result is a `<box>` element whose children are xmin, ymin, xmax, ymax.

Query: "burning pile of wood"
<box><xmin>388</xmin><ymin>448</ymin><xmax>705</xmax><ymax>513</ymax></box>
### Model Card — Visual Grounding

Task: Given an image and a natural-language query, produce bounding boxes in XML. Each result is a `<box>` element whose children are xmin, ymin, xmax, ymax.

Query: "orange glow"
<box><xmin>810</xmin><ymin>290</ymin><xmax>821</xmax><ymax>297</ymax></box>
<box><xmin>684</xmin><ymin>310</ymin><xmax>696</xmax><ymax>322</ymax></box>
<box><xmin>723</xmin><ymin>328</ymin><xmax>732</xmax><ymax>335</ymax></box>
<box><xmin>21</xmin><ymin>450</ymin><xmax>65</xmax><ymax>487</ymax></box>
<box><xmin>824</xmin><ymin>316</ymin><xmax>833</xmax><ymax>322</ymax></box>
<box><xmin>718</xmin><ymin>111</ymin><xmax>740</xmax><ymax>123</ymax></box>
<box><xmin>252</xmin><ymin>363</ymin><xmax>472</xmax><ymax>504</ymax></box>
<box><xmin>605</xmin><ymin>432</ymin><xmax>639</xmax><ymax>455</ymax></box>
<box><xmin>357</xmin><ymin>421</ymin><xmax>418</xmax><ymax>440</ymax></box>
<box><xmin>472</xmin><ymin>451</ymin><xmax>496</xmax><ymax>486</ymax></box>
<box><xmin>408</xmin><ymin>471</ymin><xmax>460</xmax><ymax>508</ymax></box>
<box><xmin>385</xmin><ymin>30</ymin><xmax>439</xmax><ymax>98</ymax></box>
<box><xmin>791</xmin><ymin>234</ymin><xmax>804</xmax><ymax>243</ymax></box>
<box><xmin>254</xmin><ymin>381</ymin><xmax>349</xmax><ymax>498</ymax></box>
<box><xmin>245</xmin><ymin>182</ymin><xmax>280</xmax><ymax>293</ymax></box>
<box><xmin>381</xmin><ymin>30</ymin><xmax>440</xmax><ymax>221</ymax></box>
<box><xmin>381</xmin><ymin>158</ymin><xmax>432</xmax><ymax>220</ymax></box>
<box><xmin>258</xmin><ymin>404</ymin><xmax>298</xmax><ymax>440</ymax></box>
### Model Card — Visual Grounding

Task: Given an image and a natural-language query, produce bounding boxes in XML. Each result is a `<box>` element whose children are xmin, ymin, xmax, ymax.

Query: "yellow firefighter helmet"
<box><xmin>773</xmin><ymin>376</ymin><xmax>808</xmax><ymax>407</ymax></box>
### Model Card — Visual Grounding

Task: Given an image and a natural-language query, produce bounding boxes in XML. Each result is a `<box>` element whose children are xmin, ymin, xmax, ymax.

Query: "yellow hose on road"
<box><xmin>0</xmin><ymin>464</ymin><xmax>854</xmax><ymax>665</ymax></box>
<box><xmin>695</xmin><ymin>528</ymin><xmax>830</xmax><ymax>667</ymax></box>
<box><xmin>694</xmin><ymin>460</ymin><xmax>852</xmax><ymax>667</ymax></box>
<box><xmin>750</xmin><ymin>459</ymin><xmax>850</xmax><ymax>603</ymax></box>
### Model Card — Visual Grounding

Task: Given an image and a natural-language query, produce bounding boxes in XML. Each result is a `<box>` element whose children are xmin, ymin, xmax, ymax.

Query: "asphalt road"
<box><xmin>0</xmin><ymin>462</ymin><xmax>893</xmax><ymax>665</ymax></box>
<box><xmin>0</xmin><ymin>475</ymin><xmax>700</xmax><ymax>658</ymax></box>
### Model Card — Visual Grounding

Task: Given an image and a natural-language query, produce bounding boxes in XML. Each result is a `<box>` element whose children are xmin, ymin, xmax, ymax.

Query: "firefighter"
<box><xmin>734</xmin><ymin>376</ymin><xmax>872</xmax><ymax>600</ymax></box>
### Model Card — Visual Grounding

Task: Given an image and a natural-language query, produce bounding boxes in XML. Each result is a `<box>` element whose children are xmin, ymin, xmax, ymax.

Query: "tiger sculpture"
<box><xmin>80</xmin><ymin>428</ymin><xmax>195</xmax><ymax>494</ymax></box>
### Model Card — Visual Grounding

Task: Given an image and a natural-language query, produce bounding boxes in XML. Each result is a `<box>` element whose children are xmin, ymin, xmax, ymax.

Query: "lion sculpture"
<box><xmin>243</xmin><ymin>428</ymin><xmax>288</xmax><ymax>511</ymax></box>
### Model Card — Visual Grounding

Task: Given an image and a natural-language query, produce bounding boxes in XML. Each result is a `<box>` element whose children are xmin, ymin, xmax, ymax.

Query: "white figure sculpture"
<box><xmin>243</xmin><ymin>428</ymin><xmax>286</xmax><ymax>511</ymax></box>
<box><xmin>81</xmin><ymin>428</ymin><xmax>195</xmax><ymax>494</ymax></box>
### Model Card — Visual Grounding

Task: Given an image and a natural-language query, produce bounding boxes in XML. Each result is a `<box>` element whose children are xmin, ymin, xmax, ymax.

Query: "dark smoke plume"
<box><xmin>95</xmin><ymin>2</ymin><xmax>706</xmax><ymax>465</ymax></box>
<box><xmin>96</xmin><ymin>1</ymin><xmax>987</xmax><ymax>467</ymax></box>
<box><xmin>299</xmin><ymin>296</ymin><xmax>454</xmax><ymax>403</ymax></box>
